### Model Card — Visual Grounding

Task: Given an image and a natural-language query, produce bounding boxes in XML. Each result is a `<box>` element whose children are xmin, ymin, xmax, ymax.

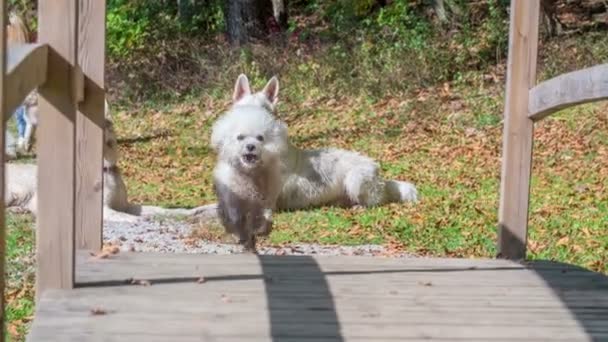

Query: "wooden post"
<box><xmin>498</xmin><ymin>0</ymin><xmax>540</xmax><ymax>260</ymax></box>
<box><xmin>36</xmin><ymin>0</ymin><xmax>79</xmax><ymax>295</ymax></box>
<box><xmin>75</xmin><ymin>0</ymin><xmax>106</xmax><ymax>251</ymax></box>
<box><xmin>0</xmin><ymin>1</ymin><xmax>7</xmax><ymax>337</ymax></box>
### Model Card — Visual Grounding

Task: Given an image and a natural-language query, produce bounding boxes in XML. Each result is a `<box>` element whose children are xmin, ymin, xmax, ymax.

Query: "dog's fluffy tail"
<box><xmin>384</xmin><ymin>180</ymin><xmax>418</xmax><ymax>204</ymax></box>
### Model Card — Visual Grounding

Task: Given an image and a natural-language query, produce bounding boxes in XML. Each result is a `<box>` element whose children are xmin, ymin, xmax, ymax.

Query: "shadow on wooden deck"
<box><xmin>28</xmin><ymin>251</ymin><xmax>608</xmax><ymax>341</ymax></box>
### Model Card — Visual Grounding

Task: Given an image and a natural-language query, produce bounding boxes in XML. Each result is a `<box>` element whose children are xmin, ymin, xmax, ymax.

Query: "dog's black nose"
<box><xmin>246</xmin><ymin>144</ymin><xmax>256</xmax><ymax>152</ymax></box>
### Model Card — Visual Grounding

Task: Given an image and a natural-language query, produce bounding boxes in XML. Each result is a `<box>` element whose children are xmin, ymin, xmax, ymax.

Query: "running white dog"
<box><xmin>211</xmin><ymin>74</ymin><xmax>417</xmax><ymax>248</ymax></box>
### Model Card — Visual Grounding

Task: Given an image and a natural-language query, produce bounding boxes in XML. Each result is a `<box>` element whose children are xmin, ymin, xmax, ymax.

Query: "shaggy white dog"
<box><xmin>210</xmin><ymin>74</ymin><xmax>418</xmax><ymax>248</ymax></box>
<box><xmin>211</xmin><ymin>81</ymin><xmax>287</xmax><ymax>250</ymax></box>
<box><xmin>5</xmin><ymin>102</ymin><xmax>216</xmax><ymax>223</ymax></box>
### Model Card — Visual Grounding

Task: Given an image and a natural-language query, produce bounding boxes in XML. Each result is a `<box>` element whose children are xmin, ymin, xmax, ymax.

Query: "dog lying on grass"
<box><xmin>211</xmin><ymin>74</ymin><xmax>417</xmax><ymax>251</ymax></box>
<box><xmin>5</xmin><ymin>101</ymin><xmax>216</xmax><ymax>223</ymax></box>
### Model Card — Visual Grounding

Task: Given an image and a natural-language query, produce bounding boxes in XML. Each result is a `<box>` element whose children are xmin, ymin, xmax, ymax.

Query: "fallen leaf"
<box><xmin>131</xmin><ymin>279</ymin><xmax>151</xmax><ymax>286</ymax></box>
<box><xmin>197</xmin><ymin>277</ymin><xmax>206</xmax><ymax>284</ymax></box>
<box><xmin>89</xmin><ymin>251</ymin><xmax>111</xmax><ymax>259</ymax></box>
<box><xmin>221</xmin><ymin>294</ymin><xmax>231</xmax><ymax>303</ymax></box>
<box><xmin>106</xmin><ymin>246</ymin><xmax>120</xmax><ymax>255</ymax></box>
<box><xmin>557</xmin><ymin>236</ymin><xmax>570</xmax><ymax>246</ymax></box>
<box><xmin>90</xmin><ymin>307</ymin><xmax>107</xmax><ymax>315</ymax></box>
<box><xmin>418</xmin><ymin>281</ymin><xmax>433</xmax><ymax>287</ymax></box>
<box><xmin>7</xmin><ymin>324</ymin><xmax>19</xmax><ymax>337</ymax></box>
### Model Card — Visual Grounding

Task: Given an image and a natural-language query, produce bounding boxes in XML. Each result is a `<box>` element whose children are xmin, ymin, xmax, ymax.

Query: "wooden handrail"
<box><xmin>529</xmin><ymin>64</ymin><xmax>608</xmax><ymax>121</ymax></box>
<box><xmin>498</xmin><ymin>0</ymin><xmax>540</xmax><ymax>260</ymax></box>
<box><xmin>0</xmin><ymin>1</ymin><xmax>8</xmax><ymax>338</ymax></box>
<box><xmin>4</xmin><ymin>43</ymin><xmax>47</xmax><ymax>119</ymax></box>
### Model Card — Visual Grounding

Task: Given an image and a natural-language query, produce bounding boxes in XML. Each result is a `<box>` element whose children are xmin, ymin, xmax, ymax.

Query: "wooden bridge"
<box><xmin>0</xmin><ymin>1</ymin><xmax>606</xmax><ymax>341</ymax></box>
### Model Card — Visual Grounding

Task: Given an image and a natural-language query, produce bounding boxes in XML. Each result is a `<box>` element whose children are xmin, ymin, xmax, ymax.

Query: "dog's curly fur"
<box><xmin>211</xmin><ymin>75</ymin><xmax>287</xmax><ymax>251</ymax></box>
<box><xmin>211</xmin><ymin>74</ymin><xmax>418</xmax><ymax>250</ymax></box>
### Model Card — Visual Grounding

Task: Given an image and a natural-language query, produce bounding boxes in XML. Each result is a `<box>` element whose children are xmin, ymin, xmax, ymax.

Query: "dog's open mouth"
<box><xmin>242</xmin><ymin>153</ymin><xmax>259</xmax><ymax>164</ymax></box>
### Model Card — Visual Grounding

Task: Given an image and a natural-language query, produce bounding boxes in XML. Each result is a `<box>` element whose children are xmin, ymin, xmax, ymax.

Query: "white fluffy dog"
<box><xmin>211</xmin><ymin>84</ymin><xmax>287</xmax><ymax>250</ymax></box>
<box><xmin>5</xmin><ymin>102</ymin><xmax>216</xmax><ymax>223</ymax></box>
<box><xmin>211</xmin><ymin>74</ymin><xmax>417</xmax><ymax>248</ymax></box>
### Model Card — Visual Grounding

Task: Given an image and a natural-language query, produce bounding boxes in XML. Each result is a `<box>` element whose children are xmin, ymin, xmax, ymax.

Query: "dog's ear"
<box><xmin>233</xmin><ymin>74</ymin><xmax>251</xmax><ymax>103</ymax></box>
<box><xmin>262</xmin><ymin>76</ymin><xmax>279</xmax><ymax>106</ymax></box>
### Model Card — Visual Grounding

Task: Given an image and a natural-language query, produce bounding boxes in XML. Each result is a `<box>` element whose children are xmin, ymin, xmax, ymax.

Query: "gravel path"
<box><xmin>103</xmin><ymin>217</ymin><xmax>413</xmax><ymax>257</ymax></box>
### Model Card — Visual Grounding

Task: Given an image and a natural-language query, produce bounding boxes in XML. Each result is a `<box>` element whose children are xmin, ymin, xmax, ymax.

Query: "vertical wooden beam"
<box><xmin>498</xmin><ymin>0</ymin><xmax>541</xmax><ymax>260</ymax></box>
<box><xmin>0</xmin><ymin>1</ymin><xmax>8</xmax><ymax>337</ymax></box>
<box><xmin>75</xmin><ymin>0</ymin><xmax>106</xmax><ymax>251</ymax></box>
<box><xmin>36</xmin><ymin>0</ymin><xmax>78</xmax><ymax>295</ymax></box>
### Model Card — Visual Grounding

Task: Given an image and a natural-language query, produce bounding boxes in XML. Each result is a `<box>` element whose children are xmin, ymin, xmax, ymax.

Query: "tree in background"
<box><xmin>224</xmin><ymin>0</ymin><xmax>290</xmax><ymax>45</ymax></box>
<box><xmin>272</xmin><ymin>0</ymin><xmax>288</xmax><ymax>30</ymax></box>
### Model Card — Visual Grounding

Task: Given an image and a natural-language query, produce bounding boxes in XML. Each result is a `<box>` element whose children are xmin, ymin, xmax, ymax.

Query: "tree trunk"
<box><xmin>541</xmin><ymin>0</ymin><xmax>562</xmax><ymax>36</ymax></box>
<box><xmin>224</xmin><ymin>0</ymin><xmax>273</xmax><ymax>45</ymax></box>
<box><xmin>178</xmin><ymin>0</ymin><xmax>196</xmax><ymax>23</ymax></box>
<box><xmin>271</xmin><ymin>0</ymin><xmax>288</xmax><ymax>30</ymax></box>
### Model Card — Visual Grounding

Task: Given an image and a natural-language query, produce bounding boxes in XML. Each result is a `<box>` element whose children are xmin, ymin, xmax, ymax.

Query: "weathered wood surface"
<box><xmin>36</xmin><ymin>0</ymin><xmax>79</xmax><ymax>296</ymax></box>
<box><xmin>4</xmin><ymin>43</ymin><xmax>48</xmax><ymax>117</ymax></box>
<box><xmin>528</xmin><ymin>63</ymin><xmax>608</xmax><ymax>121</ymax></box>
<box><xmin>75</xmin><ymin>0</ymin><xmax>106</xmax><ymax>251</ymax></box>
<box><xmin>0</xmin><ymin>0</ymin><xmax>8</xmax><ymax>337</ymax></box>
<box><xmin>498</xmin><ymin>0</ymin><xmax>540</xmax><ymax>260</ymax></box>
<box><xmin>27</xmin><ymin>252</ymin><xmax>608</xmax><ymax>341</ymax></box>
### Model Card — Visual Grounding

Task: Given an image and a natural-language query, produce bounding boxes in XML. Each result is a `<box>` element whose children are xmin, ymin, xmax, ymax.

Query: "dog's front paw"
<box><xmin>241</xmin><ymin>235</ymin><xmax>258</xmax><ymax>254</ymax></box>
<box><xmin>255</xmin><ymin>209</ymin><xmax>274</xmax><ymax>236</ymax></box>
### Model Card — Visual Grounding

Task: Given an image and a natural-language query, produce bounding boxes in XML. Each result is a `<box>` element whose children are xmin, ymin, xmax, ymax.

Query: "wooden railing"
<box><xmin>5</xmin><ymin>43</ymin><xmax>47</xmax><ymax>118</ymax></box>
<box><xmin>498</xmin><ymin>0</ymin><xmax>608</xmax><ymax>260</ymax></box>
<box><xmin>0</xmin><ymin>0</ymin><xmax>107</xmax><ymax>335</ymax></box>
<box><xmin>0</xmin><ymin>0</ymin><xmax>605</xmax><ymax>336</ymax></box>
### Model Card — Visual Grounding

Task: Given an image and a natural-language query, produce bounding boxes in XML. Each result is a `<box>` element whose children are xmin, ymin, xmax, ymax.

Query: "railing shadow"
<box><xmin>75</xmin><ymin>250</ymin><xmax>608</xmax><ymax>341</ymax></box>
<box><xmin>258</xmin><ymin>255</ymin><xmax>344</xmax><ymax>341</ymax></box>
<box><xmin>499</xmin><ymin>228</ymin><xmax>608</xmax><ymax>341</ymax></box>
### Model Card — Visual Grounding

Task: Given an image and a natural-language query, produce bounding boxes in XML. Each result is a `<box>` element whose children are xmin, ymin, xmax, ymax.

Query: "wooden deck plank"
<box><xmin>28</xmin><ymin>252</ymin><xmax>608</xmax><ymax>341</ymax></box>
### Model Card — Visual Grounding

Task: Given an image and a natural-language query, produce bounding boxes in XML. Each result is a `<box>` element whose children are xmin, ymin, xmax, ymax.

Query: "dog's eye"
<box><xmin>256</xmin><ymin>135</ymin><xmax>264</xmax><ymax>142</ymax></box>
<box><xmin>237</xmin><ymin>134</ymin><xmax>245</xmax><ymax>141</ymax></box>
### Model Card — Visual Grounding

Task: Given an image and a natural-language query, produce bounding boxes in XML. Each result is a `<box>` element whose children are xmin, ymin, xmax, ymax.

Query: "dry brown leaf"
<box><xmin>7</xmin><ymin>323</ymin><xmax>19</xmax><ymax>337</ymax></box>
<box><xmin>90</xmin><ymin>307</ymin><xmax>107</xmax><ymax>315</ymax></box>
<box><xmin>131</xmin><ymin>279</ymin><xmax>151</xmax><ymax>286</ymax></box>
<box><xmin>557</xmin><ymin>236</ymin><xmax>570</xmax><ymax>246</ymax></box>
<box><xmin>90</xmin><ymin>251</ymin><xmax>111</xmax><ymax>260</ymax></box>
<box><xmin>106</xmin><ymin>246</ymin><xmax>120</xmax><ymax>255</ymax></box>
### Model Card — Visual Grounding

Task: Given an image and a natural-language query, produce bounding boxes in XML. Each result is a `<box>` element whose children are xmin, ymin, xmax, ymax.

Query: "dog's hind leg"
<box><xmin>22</xmin><ymin>122</ymin><xmax>35</xmax><ymax>152</ymax></box>
<box><xmin>22</xmin><ymin>106</ymin><xmax>38</xmax><ymax>152</ymax></box>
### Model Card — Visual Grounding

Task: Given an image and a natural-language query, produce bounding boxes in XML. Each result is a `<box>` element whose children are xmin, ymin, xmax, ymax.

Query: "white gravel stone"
<box><xmin>103</xmin><ymin>217</ymin><xmax>413</xmax><ymax>257</ymax></box>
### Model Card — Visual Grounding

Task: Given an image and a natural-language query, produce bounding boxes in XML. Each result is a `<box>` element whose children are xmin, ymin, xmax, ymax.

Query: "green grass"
<box><xmin>5</xmin><ymin>213</ymin><xmax>36</xmax><ymax>342</ymax></box>
<box><xmin>5</xmin><ymin>9</ymin><xmax>608</xmax><ymax>340</ymax></box>
<box><xmin>108</xmin><ymin>65</ymin><xmax>608</xmax><ymax>274</ymax></box>
<box><xmin>104</xmin><ymin>27</ymin><xmax>608</xmax><ymax>273</ymax></box>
